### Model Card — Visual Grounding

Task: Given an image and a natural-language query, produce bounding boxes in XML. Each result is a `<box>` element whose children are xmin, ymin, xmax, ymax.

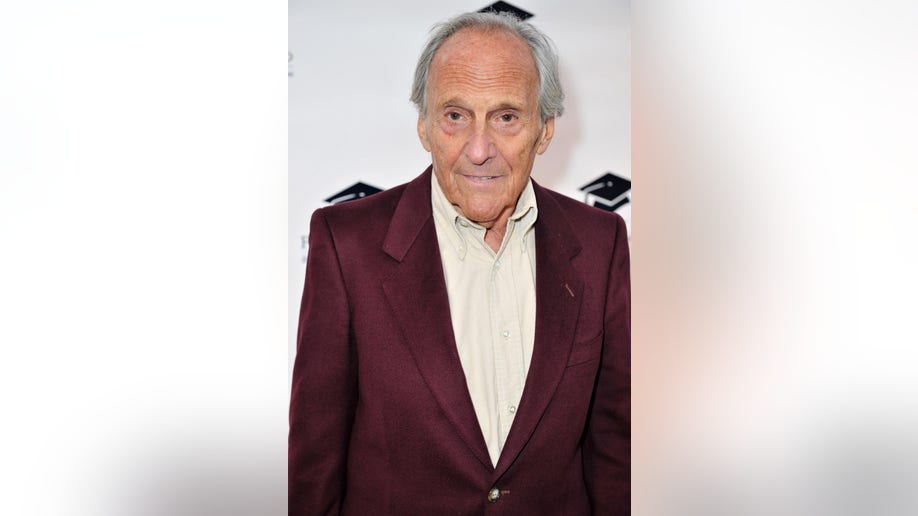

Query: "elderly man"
<box><xmin>289</xmin><ymin>11</ymin><xmax>630</xmax><ymax>515</ymax></box>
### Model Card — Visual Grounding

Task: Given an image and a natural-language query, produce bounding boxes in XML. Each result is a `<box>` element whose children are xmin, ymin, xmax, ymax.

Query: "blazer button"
<box><xmin>487</xmin><ymin>487</ymin><xmax>501</xmax><ymax>503</ymax></box>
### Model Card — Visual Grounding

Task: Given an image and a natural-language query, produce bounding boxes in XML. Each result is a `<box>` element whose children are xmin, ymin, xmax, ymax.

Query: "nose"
<box><xmin>464</xmin><ymin>122</ymin><xmax>496</xmax><ymax>166</ymax></box>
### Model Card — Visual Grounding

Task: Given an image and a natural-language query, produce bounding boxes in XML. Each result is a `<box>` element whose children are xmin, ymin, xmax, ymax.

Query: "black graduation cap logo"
<box><xmin>580</xmin><ymin>172</ymin><xmax>631</xmax><ymax>213</ymax></box>
<box><xmin>478</xmin><ymin>1</ymin><xmax>534</xmax><ymax>20</ymax></box>
<box><xmin>324</xmin><ymin>181</ymin><xmax>383</xmax><ymax>204</ymax></box>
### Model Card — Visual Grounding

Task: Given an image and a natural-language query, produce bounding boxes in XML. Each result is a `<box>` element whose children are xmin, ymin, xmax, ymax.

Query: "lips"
<box><xmin>463</xmin><ymin>174</ymin><xmax>501</xmax><ymax>182</ymax></box>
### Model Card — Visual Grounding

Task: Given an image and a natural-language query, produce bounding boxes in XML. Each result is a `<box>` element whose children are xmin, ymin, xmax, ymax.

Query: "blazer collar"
<box><xmin>382</xmin><ymin>166</ymin><xmax>434</xmax><ymax>263</ymax></box>
<box><xmin>493</xmin><ymin>181</ymin><xmax>585</xmax><ymax>478</ymax></box>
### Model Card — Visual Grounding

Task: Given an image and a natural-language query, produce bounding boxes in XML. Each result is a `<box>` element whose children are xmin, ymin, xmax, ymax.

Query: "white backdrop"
<box><xmin>288</xmin><ymin>0</ymin><xmax>630</xmax><ymax>378</ymax></box>
<box><xmin>4</xmin><ymin>1</ymin><xmax>918</xmax><ymax>514</ymax></box>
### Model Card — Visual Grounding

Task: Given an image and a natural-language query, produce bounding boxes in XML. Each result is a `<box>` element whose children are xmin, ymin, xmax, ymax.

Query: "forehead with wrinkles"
<box><xmin>427</xmin><ymin>28</ymin><xmax>538</xmax><ymax>106</ymax></box>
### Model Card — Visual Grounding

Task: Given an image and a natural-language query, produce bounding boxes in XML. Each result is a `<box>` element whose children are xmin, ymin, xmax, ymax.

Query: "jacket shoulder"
<box><xmin>536</xmin><ymin>185</ymin><xmax>627</xmax><ymax>250</ymax></box>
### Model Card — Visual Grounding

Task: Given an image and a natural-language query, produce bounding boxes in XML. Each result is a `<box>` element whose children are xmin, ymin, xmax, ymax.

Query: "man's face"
<box><xmin>418</xmin><ymin>28</ymin><xmax>554</xmax><ymax>229</ymax></box>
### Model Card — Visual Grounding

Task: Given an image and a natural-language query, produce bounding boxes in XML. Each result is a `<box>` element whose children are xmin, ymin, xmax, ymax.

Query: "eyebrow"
<box><xmin>438</xmin><ymin>98</ymin><xmax>467</xmax><ymax>109</ymax></box>
<box><xmin>490</xmin><ymin>102</ymin><xmax>525</xmax><ymax>112</ymax></box>
<box><xmin>438</xmin><ymin>98</ymin><xmax>526</xmax><ymax>113</ymax></box>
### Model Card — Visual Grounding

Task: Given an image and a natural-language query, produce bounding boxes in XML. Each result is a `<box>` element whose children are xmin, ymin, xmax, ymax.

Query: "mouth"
<box><xmin>462</xmin><ymin>175</ymin><xmax>502</xmax><ymax>183</ymax></box>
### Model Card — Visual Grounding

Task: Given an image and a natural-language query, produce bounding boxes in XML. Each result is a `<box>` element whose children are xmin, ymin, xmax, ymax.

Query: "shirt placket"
<box><xmin>490</xmin><ymin>231</ymin><xmax>524</xmax><ymax>451</ymax></box>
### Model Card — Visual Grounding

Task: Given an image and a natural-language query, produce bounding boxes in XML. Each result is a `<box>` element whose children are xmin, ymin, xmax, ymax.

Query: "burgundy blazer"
<box><xmin>289</xmin><ymin>167</ymin><xmax>630</xmax><ymax>515</ymax></box>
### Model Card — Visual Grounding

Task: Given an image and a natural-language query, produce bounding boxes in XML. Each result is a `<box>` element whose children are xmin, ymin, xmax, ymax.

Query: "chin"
<box><xmin>464</xmin><ymin>206</ymin><xmax>504</xmax><ymax>224</ymax></box>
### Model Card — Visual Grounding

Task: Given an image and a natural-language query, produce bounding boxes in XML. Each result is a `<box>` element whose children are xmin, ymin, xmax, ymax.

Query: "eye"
<box><xmin>498</xmin><ymin>113</ymin><xmax>517</xmax><ymax>123</ymax></box>
<box><xmin>446</xmin><ymin>112</ymin><xmax>463</xmax><ymax>121</ymax></box>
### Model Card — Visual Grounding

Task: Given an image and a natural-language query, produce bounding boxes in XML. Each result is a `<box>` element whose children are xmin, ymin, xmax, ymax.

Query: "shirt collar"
<box><xmin>431</xmin><ymin>172</ymin><xmax>538</xmax><ymax>259</ymax></box>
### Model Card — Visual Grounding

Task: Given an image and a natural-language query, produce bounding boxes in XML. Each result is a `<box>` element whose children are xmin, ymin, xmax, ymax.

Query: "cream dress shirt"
<box><xmin>430</xmin><ymin>174</ymin><xmax>538</xmax><ymax>467</ymax></box>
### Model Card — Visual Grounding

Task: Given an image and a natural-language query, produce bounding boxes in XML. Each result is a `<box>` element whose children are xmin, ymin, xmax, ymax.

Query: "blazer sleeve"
<box><xmin>583</xmin><ymin>214</ymin><xmax>631</xmax><ymax>515</ymax></box>
<box><xmin>289</xmin><ymin>208</ymin><xmax>357</xmax><ymax>515</ymax></box>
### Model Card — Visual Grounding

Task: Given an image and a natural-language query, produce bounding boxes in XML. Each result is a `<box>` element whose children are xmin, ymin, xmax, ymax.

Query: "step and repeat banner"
<box><xmin>288</xmin><ymin>0</ymin><xmax>631</xmax><ymax>376</ymax></box>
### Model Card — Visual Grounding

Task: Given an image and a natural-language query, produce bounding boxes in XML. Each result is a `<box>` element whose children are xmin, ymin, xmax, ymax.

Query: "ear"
<box><xmin>417</xmin><ymin>117</ymin><xmax>431</xmax><ymax>152</ymax></box>
<box><xmin>536</xmin><ymin>117</ymin><xmax>555</xmax><ymax>155</ymax></box>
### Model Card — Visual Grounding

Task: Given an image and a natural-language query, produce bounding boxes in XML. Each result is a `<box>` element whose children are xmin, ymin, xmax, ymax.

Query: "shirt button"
<box><xmin>501</xmin><ymin>330</ymin><xmax>510</xmax><ymax>338</ymax></box>
<box><xmin>508</xmin><ymin>405</ymin><xmax>517</xmax><ymax>414</ymax></box>
<box><xmin>495</xmin><ymin>260</ymin><xmax>502</xmax><ymax>268</ymax></box>
<box><xmin>487</xmin><ymin>487</ymin><xmax>501</xmax><ymax>503</ymax></box>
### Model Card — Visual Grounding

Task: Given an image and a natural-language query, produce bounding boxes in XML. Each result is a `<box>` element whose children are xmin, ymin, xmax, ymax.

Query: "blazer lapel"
<box><xmin>494</xmin><ymin>183</ymin><xmax>584</xmax><ymax>478</ymax></box>
<box><xmin>380</xmin><ymin>168</ymin><xmax>493</xmax><ymax>472</ymax></box>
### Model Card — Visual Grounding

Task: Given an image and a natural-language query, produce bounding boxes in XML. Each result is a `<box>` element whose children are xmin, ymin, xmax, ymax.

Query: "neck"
<box><xmin>483</xmin><ymin>222</ymin><xmax>507</xmax><ymax>253</ymax></box>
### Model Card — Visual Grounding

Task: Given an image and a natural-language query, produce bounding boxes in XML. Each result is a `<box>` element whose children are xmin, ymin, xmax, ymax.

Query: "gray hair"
<box><xmin>410</xmin><ymin>11</ymin><xmax>564</xmax><ymax>123</ymax></box>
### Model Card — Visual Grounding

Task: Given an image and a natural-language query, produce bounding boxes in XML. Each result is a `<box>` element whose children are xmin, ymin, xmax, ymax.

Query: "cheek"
<box><xmin>509</xmin><ymin>145</ymin><xmax>534</xmax><ymax>169</ymax></box>
<box><xmin>433</xmin><ymin>138</ymin><xmax>464</xmax><ymax>164</ymax></box>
